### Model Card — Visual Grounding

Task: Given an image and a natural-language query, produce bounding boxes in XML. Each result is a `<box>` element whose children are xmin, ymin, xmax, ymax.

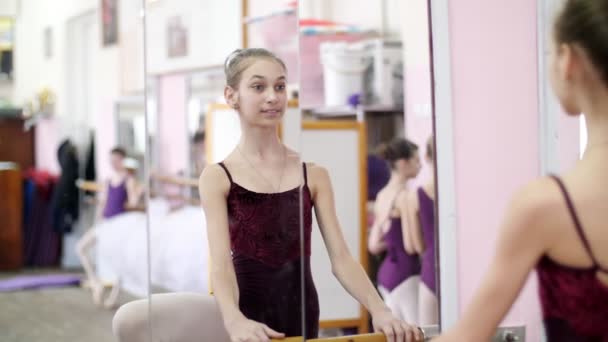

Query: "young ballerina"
<box><xmin>368</xmin><ymin>139</ymin><xmax>422</xmax><ymax>325</ymax></box>
<box><xmin>112</xmin><ymin>48</ymin><xmax>423</xmax><ymax>342</ymax></box>
<box><xmin>405</xmin><ymin>137</ymin><xmax>437</xmax><ymax>326</ymax></box>
<box><xmin>76</xmin><ymin>148</ymin><xmax>143</xmax><ymax>308</ymax></box>
<box><xmin>434</xmin><ymin>1</ymin><xmax>608</xmax><ymax>340</ymax></box>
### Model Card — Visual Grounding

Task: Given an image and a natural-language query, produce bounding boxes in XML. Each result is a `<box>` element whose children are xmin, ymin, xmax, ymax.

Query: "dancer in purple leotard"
<box><xmin>76</xmin><ymin>147</ymin><xmax>143</xmax><ymax>309</ymax></box>
<box><xmin>369</xmin><ymin>138</ymin><xmax>422</xmax><ymax>324</ymax></box>
<box><xmin>405</xmin><ymin>137</ymin><xmax>437</xmax><ymax>325</ymax></box>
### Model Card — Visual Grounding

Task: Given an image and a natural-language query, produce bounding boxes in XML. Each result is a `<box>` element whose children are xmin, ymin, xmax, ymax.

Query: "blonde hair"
<box><xmin>224</xmin><ymin>48</ymin><xmax>287</xmax><ymax>88</ymax></box>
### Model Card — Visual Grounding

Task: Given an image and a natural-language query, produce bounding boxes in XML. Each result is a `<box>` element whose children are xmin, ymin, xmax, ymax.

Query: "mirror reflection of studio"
<box><xmin>0</xmin><ymin>0</ymin><xmax>149</xmax><ymax>341</ymax></box>
<box><xmin>3</xmin><ymin>0</ymin><xmax>607</xmax><ymax>341</ymax></box>
<box><xmin>296</xmin><ymin>0</ymin><xmax>437</xmax><ymax>339</ymax></box>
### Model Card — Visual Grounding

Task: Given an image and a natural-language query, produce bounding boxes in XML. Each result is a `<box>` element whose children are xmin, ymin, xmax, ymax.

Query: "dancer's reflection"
<box><xmin>76</xmin><ymin>147</ymin><xmax>143</xmax><ymax>308</ymax></box>
<box><xmin>113</xmin><ymin>48</ymin><xmax>423</xmax><ymax>342</ymax></box>
<box><xmin>368</xmin><ymin>139</ymin><xmax>422</xmax><ymax>325</ymax></box>
<box><xmin>406</xmin><ymin>137</ymin><xmax>437</xmax><ymax>325</ymax></box>
<box><xmin>435</xmin><ymin>1</ymin><xmax>608</xmax><ymax>340</ymax></box>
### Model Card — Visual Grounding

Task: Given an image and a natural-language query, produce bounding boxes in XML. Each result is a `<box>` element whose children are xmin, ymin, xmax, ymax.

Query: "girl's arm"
<box><xmin>95</xmin><ymin>181</ymin><xmax>108</xmax><ymax>222</ymax></box>
<box><xmin>125</xmin><ymin>177</ymin><xmax>144</xmax><ymax>208</ymax></box>
<box><xmin>199</xmin><ymin>165</ymin><xmax>243</xmax><ymax>326</ymax></box>
<box><xmin>368</xmin><ymin>201</ymin><xmax>389</xmax><ymax>255</ymax></box>
<box><xmin>433</xmin><ymin>179</ymin><xmax>553</xmax><ymax>341</ymax></box>
<box><xmin>309</xmin><ymin>164</ymin><xmax>422</xmax><ymax>341</ymax></box>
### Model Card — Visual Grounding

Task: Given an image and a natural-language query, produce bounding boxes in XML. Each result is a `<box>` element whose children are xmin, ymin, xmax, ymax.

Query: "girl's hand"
<box><xmin>372</xmin><ymin>309</ymin><xmax>424</xmax><ymax>342</ymax></box>
<box><xmin>226</xmin><ymin>316</ymin><xmax>285</xmax><ymax>342</ymax></box>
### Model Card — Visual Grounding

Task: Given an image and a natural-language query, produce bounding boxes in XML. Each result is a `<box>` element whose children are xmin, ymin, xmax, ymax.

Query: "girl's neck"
<box><xmin>238</xmin><ymin>125</ymin><xmax>283</xmax><ymax>159</ymax></box>
<box><xmin>581</xmin><ymin>87</ymin><xmax>608</xmax><ymax>160</ymax></box>
<box><xmin>387</xmin><ymin>172</ymin><xmax>409</xmax><ymax>188</ymax></box>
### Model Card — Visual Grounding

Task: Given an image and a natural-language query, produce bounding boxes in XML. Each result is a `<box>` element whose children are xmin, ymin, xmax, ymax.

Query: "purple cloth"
<box><xmin>377</xmin><ymin>218</ymin><xmax>421</xmax><ymax>291</ymax></box>
<box><xmin>418</xmin><ymin>188</ymin><xmax>436</xmax><ymax>294</ymax></box>
<box><xmin>0</xmin><ymin>274</ymin><xmax>81</xmax><ymax>292</ymax></box>
<box><xmin>23</xmin><ymin>176</ymin><xmax>61</xmax><ymax>267</ymax></box>
<box><xmin>102</xmin><ymin>180</ymin><xmax>128</xmax><ymax>218</ymax></box>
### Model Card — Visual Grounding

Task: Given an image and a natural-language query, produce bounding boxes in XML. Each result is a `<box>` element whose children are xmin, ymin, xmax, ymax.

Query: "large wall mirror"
<box><xmin>298</xmin><ymin>0</ymin><xmax>439</xmax><ymax>339</ymax></box>
<box><xmin>132</xmin><ymin>0</ymin><xmax>441</xmax><ymax>341</ymax></box>
<box><xmin>538</xmin><ymin>0</ymin><xmax>582</xmax><ymax>176</ymax></box>
<box><xmin>141</xmin><ymin>0</ymin><xmax>307</xmax><ymax>340</ymax></box>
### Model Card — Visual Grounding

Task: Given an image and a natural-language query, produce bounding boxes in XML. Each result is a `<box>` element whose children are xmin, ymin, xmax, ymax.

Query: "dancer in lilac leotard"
<box><xmin>417</xmin><ymin>187</ymin><xmax>435</xmax><ymax>294</ymax></box>
<box><xmin>76</xmin><ymin>147</ymin><xmax>143</xmax><ymax>309</ymax></box>
<box><xmin>102</xmin><ymin>179</ymin><xmax>128</xmax><ymax>218</ymax></box>
<box><xmin>406</xmin><ymin>136</ymin><xmax>438</xmax><ymax>325</ymax></box>
<box><xmin>369</xmin><ymin>138</ymin><xmax>422</xmax><ymax>323</ymax></box>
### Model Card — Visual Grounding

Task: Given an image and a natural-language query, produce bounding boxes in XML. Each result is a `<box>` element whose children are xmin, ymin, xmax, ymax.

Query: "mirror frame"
<box><xmin>430</xmin><ymin>0</ymin><xmax>459</xmax><ymax>330</ymax></box>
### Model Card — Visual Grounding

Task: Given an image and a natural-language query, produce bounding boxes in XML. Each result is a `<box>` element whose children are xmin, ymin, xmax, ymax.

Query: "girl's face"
<box><xmin>396</xmin><ymin>151</ymin><xmax>421</xmax><ymax>179</ymax></box>
<box><xmin>549</xmin><ymin>39</ymin><xmax>582</xmax><ymax>116</ymax></box>
<box><xmin>226</xmin><ymin>59</ymin><xmax>287</xmax><ymax>128</ymax></box>
<box><xmin>110</xmin><ymin>153</ymin><xmax>125</xmax><ymax>173</ymax></box>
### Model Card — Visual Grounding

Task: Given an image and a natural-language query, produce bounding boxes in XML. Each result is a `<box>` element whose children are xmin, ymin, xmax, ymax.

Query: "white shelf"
<box><xmin>303</xmin><ymin>104</ymin><xmax>403</xmax><ymax>117</ymax></box>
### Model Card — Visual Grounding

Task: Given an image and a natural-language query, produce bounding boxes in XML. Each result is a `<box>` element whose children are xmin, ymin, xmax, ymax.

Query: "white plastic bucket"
<box><xmin>351</xmin><ymin>39</ymin><xmax>404</xmax><ymax>107</ymax></box>
<box><xmin>320</xmin><ymin>42</ymin><xmax>372</xmax><ymax>107</ymax></box>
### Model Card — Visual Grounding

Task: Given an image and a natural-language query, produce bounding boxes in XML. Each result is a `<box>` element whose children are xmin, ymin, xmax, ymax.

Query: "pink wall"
<box><xmin>158</xmin><ymin>74</ymin><xmax>188</xmax><ymax>175</ymax></box>
<box><xmin>403</xmin><ymin>0</ymin><xmax>433</xmax><ymax>188</ymax></box>
<box><xmin>95</xmin><ymin>99</ymin><xmax>118</xmax><ymax>182</ymax></box>
<box><xmin>449</xmin><ymin>0</ymin><xmax>543</xmax><ymax>340</ymax></box>
<box><xmin>34</xmin><ymin>118</ymin><xmax>60</xmax><ymax>174</ymax></box>
<box><xmin>34</xmin><ymin>102</ymin><xmax>117</xmax><ymax>182</ymax></box>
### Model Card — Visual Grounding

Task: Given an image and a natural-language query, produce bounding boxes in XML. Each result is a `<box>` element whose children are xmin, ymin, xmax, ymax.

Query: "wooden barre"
<box><xmin>75</xmin><ymin>179</ymin><xmax>102</xmax><ymax>192</ymax></box>
<box><xmin>270</xmin><ymin>338</ymin><xmax>304</xmax><ymax>342</ymax></box>
<box><xmin>152</xmin><ymin>173</ymin><xmax>199</xmax><ymax>187</ymax></box>
<box><xmin>270</xmin><ymin>334</ymin><xmax>388</xmax><ymax>342</ymax></box>
<box><xmin>307</xmin><ymin>333</ymin><xmax>387</xmax><ymax>341</ymax></box>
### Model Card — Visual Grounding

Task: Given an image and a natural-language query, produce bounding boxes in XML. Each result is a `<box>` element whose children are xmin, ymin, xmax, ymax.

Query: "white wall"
<box><xmin>0</xmin><ymin>0</ymin><xmax>17</xmax><ymax>16</ymax></box>
<box><xmin>300</xmin><ymin>0</ymin><xmax>402</xmax><ymax>38</ymax></box>
<box><xmin>248</xmin><ymin>0</ymin><xmax>292</xmax><ymax>18</ymax></box>
<box><xmin>403</xmin><ymin>0</ymin><xmax>433</xmax><ymax>188</ymax></box>
<box><xmin>14</xmin><ymin>0</ymin><xmax>142</xmax><ymax>180</ymax></box>
<box><xmin>144</xmin><ymin>0</ymin><xmax>242</xmax><ymax>74</ymax></box>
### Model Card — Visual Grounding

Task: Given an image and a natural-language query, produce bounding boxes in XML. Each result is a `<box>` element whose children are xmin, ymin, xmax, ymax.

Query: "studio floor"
<box><xmin>0</xmin><ymin>270</ymin><xmax>133</xmax><ymax>342</ymax></box>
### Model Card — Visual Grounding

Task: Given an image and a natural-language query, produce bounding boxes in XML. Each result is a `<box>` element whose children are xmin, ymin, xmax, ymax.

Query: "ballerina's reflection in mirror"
<box><xmin>368</xmin><ymin>138</ymin><xmax>422</xmax><ymax>325</ymax></box>
<box><xmin>76</xmin><ymin>147</ymin><xmax>144</xmax><ymax>309</ymax></box>
<box><xmin>112</xmin><ymin>48</ymin><xmax>424</xmax><ymax>342</ymax></box>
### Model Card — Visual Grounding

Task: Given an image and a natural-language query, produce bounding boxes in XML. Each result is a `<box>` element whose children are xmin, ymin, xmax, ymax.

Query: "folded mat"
<box><xmin>0</xmin><ymin>274</ymin><xmax>81</xmax><ymax>292</ymax></box>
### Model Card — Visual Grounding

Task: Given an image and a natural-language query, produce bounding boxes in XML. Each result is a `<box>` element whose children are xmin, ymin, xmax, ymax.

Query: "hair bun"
<box><xmin>377</xmin><ymin>143</ymin><xmax>395</xmax><ymax>161</ymax></box>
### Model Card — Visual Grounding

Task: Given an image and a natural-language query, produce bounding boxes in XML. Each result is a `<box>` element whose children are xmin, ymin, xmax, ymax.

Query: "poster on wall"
<box><xmin>101</xmin><ymin>0</ymin><xmax>118</xmax><ymax>46</ymax></box>
<box><xmin>166</xmin><ymin>15</ymin><xmax>188</xmax><ymax>58</ymax></box>
<box><xmin>43</xmin><ymin>27</ymin><xmax>52</xmax><ymax>58</ymax></box>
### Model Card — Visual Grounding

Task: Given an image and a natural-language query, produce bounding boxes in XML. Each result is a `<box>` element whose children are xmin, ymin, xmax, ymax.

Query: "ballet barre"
<box><xmin>269</xmin><ymin>325</ymin><xmax>438</xmax><ymax>342</ymax></box>
<box><xmin>75</xmin><ymin>179</ymin><xmax>102</xmax><ymax>192</ymax></box>
<box><xmin>151</xmin><ymin>173</ymin><xmax>201</xmax><ymax>206</ymax></box>
<box><xmin>151</xmin><ymin>173</ymin><xmax>199</xmax><ymax>187</ymax></box>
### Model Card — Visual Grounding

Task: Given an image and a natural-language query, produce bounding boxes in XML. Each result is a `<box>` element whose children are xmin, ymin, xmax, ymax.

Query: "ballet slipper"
<box><xmin>103</xmin><ymin>281</ymin><xmax>121</xmax><ymax>309</ymax></box>
<box><xmin>91</xmin><ymin>281</ymin><xmax>105</xmax><ymax>307</ymax></box>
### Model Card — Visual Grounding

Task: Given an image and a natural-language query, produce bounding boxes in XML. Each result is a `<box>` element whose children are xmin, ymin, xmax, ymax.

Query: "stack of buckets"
<box><xmin>320</xmin><ymin>39</ymin><xmax>403</xmax><ymax>108</ymax></box>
